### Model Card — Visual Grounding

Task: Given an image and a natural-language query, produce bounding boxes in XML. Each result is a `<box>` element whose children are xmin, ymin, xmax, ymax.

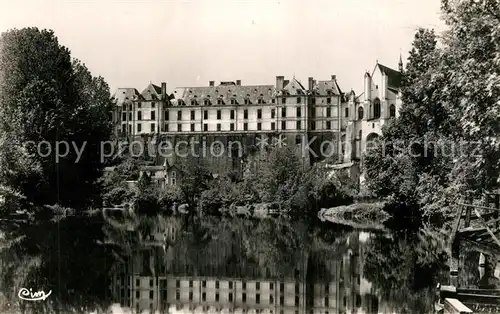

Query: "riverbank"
<box><xmin>318</xmin><ymin>201</ymin><xmax>390</xmax><ymax>230</ymax></box>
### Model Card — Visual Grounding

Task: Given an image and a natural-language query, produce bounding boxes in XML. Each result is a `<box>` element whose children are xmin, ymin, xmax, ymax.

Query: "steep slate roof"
<box><xmin>141</xmin><ymin>83</ymin><xmax>162</xmax><ymax>101</ymax></box>
<box><xmin>282</xmin><ymin>77</ymin><xmax>306</xmax><ymax>96</ymax></box>
<box><xmin>315</xmin><ymin>79</ymin><xmax>342</xmax><ymax>96</ymax></box>
<box><xmin>140</xmin><ymin>165</ymin><xmax>165</xmax><ymax>172</ymax></box>
<box><xmin>171</xmin><ymin>83</ymin><xmax>276</xmax><ymax>106</ymax></box>
<box><xmin>112</xmin><ymin>88</ymin><xmax>143</xmax><ymax>106</ymax></box>
<box><xmin>374</xmin><ymin>63</ymin><xmax>402</xmax><ymax>89</ymax></box>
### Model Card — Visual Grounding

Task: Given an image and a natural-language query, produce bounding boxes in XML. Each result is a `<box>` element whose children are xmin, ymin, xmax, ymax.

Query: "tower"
<box><xmin>398</xmin><ymin>53</ymin><xmax>404</xmax><ymax>73</ymax></box>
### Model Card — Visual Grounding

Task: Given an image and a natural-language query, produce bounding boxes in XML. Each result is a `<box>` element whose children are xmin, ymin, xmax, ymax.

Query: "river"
<box><xmin>104</xmin><ymin>214</ymin><xmax>447</xmax><ymax>314</ymax></box>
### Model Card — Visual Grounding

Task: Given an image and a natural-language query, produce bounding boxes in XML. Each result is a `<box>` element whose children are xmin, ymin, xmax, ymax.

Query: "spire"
<box><xmin>398</xmin><ymin>51</ymin><xmax>404</xmax><ymax>72</ymax></box>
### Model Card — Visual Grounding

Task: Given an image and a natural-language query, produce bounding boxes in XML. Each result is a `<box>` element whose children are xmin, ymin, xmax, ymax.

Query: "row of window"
<box><xmin>131</xmin><ymin>291</ymin><xmax>300</xmax><ymax>307</ymax></box>
<box><xmin>124</xmin><ymin>120</ymin><xmax>338</xmax><ymax>134</ymax></box>
<box><xmin>120</xmin><ymin>104</ymin><xmax>396</xmax><ymax>123</ymax></box>
<box><xmin>121</xmin><ymin>97</ymin><xmax>337</xmax><ymax>111</ymax></box>
<box><xmin>126</xmin><ymin>292</ymin><xmax>350</xmax><ymax>311</ymax></box>
<box><xmin>173</xmin><ymin>291</ymin><xmax>295</xmax><ymax>305</ymax></box>
<box><xmin>122</xmin><ymin>102</ymin><xmax>156</xmax><ymax>111</ymax></box>
<box><xmin>122</xmin><ymin>107</ymin><xmax>339</xmax><ymax>122</ymax></box>
<box><xmin>176</xmin><ymin>280</ymin><xmax>297</xmax><ymax>292</ymax></box>
<box><xmin>356</xmin><ymin>103</ymin><xmax>396</xmax><ymax>120</ymax></box>
<box><xmin>134</xmin><ymin>303</ymin><xmax>301</xmax><ymax>314</ymax></box>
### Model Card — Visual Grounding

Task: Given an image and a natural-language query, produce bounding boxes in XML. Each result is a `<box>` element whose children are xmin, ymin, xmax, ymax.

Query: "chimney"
<box><xmin>331</xmin><ymin>75</ymin><xmax>336</xmax><ymax>80</ymax></box>
<box><xmin>209</xmin><ymin>81</ymin><xmax>215</xmax><ymax>87</ymax></box>
<box><xmin>276</xmin><ymin>76</ymin><xmax>284</xmax><ymax>90</ymax></box>
<box><xmin>236</xmin><ymin>80</ymin><xmax>241</xmax><ymax>86</ymax></box>
<box><xmin>308</xmin><ymin>77</ymin><xmax>314</xmax><ymax>90</ymax></box>
<box><xmin>161</xmin><ymin>82</ymin><xmax>167</xmax><ymax>100</ymax></box>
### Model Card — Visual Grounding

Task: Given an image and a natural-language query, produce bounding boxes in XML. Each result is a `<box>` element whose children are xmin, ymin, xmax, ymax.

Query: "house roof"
<box><xmin>314</xmin><ymin>79</ymin><xmax>342</xmax><ymax>96</ymax></box>
<box><xmin>140</xmin><ymin>165</ymin><xmax>165</xmax><ymax>172</ymax></box>
<box><xmin>281</xmin><ymin>77</ymin><xmax>306</xmax><ymax>96</ymax></box>
<box><xmin>171</xmin><ymin>84</ymin><xmax>277</xmax><ymax>106</ymax></box>
<box><xmin>112</xmin><ymin>88</ymin><xmax>143</xmax><ymax>106</ymax></box>
<box><xmin>374</xmin><ymin>63</ymin><xmax>402</xmax><ymax>89</ymax></box>
<box><xmin>141</xmin><ymin>83</ymin><xmax>162</xmax><ymax>101</ymax></box>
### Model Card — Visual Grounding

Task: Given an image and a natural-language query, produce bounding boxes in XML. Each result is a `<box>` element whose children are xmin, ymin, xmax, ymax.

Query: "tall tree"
<box><xmin>364</xmin><ymin>28</ymin><xmax>445</xmax><ymax>209</ymax></box>
<box><xmin>0</xmin><ymin>28</ymin><xmax>114</xmax><ymax>312</ymax></box>
<box><xmin>439</xmin><ymin>0</ymin><xmax>500</xmax><ymax>193</ymax></box>
<box><xmin>365</xmin><ymin>1</ymin><xmax>500</xmax><ymax>228</ymax></box>
<box><xmin>0</xmin><ymin>27</ymin><xmax>113</xmax><ymax>210</ymax></box>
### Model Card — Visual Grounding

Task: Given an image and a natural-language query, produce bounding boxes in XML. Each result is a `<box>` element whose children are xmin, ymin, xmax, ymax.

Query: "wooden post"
<box><xmin>465</xmin><ymin>194</ymin><xmax>472</xmax><ymax>228</ymax></box>
<box><xmin>495</xmin><ymin>194</ymin><xmax>499</xmax><ymax>230</ymax></box>
<box><xmin>450</xmin><ymin>248</ymin><xmax>460</xmax><ymax>287</ymax></box>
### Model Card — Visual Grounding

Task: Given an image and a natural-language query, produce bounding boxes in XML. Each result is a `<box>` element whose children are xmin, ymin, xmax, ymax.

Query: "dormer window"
<box><xmin>258</xmin><ymin>94</ymin><xmax>265</xmax><ymax>104</ymax></box>
<box><xmin>191</xmin><ymin>100</ymin><xmax>197</xmax><ymax>106</ymax></box>
<box><xmin>217</xmin><ymin>98</ymin><xmax>224</xmax><ymax>105</ymax></box>
<box><xmin>244</xmin><ymin>99</ymin><xmax>251</xmax><ymax>105</ymax></box>
<box><xmin>204</xmin><ymin>99</ymin><xmax>211</xmax><ymax>106</ymax></box>
<box><xmin>231</xmin><ymin>98</ymin><xmax>237</xmax><ymax>105</ymax></box>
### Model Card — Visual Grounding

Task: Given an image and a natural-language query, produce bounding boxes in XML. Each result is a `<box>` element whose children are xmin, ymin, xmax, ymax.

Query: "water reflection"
<box><xmin>106</xmin><ymin>215</ymin><xmax>438</xmax><ymax>314</ymax></box>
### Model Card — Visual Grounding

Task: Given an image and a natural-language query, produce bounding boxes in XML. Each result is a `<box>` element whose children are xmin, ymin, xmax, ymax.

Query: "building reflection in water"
<box><xmin>107</xmin><ymin>217</ymin><xmax>396</xmax><ymax>314</ymax></box>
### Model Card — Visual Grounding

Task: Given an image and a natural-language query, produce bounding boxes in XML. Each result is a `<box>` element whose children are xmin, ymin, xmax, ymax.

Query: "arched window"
<box><xmin>373</xmin><ymin>98</ymin><xmax>381</xmax><ymax>119</ymax></box>
<box><xmin>171</xmin><ymin>171</ymin><xmax>177</xmax><ymax>186</ymax></box>
<box><xmin>358</xmin><ymin>106</ymin><xmax>364</xmax><ymax>120</ymax></box>
<box><xmin>341</xmin><ymin>134</ymin><xmax>346</xmax><ymax>155</ymax></box>
<box><xmin>389</xmin><ymin>104</ymin><xmax>396</xmax><ymax>118</ymax></box>
<box><xmin>356</xmin><ymin>294</ymin><xmax>362</xmax><ymax>308</ymax></box>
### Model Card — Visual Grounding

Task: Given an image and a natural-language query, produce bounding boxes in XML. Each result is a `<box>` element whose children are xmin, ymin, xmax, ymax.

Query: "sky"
<box><xmin>0</xmin><ymin>0</ymin><xmax>444</xmax><ymax>95</ymax></box>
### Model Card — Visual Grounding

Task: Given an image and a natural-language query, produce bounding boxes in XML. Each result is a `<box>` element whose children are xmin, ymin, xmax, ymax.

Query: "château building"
<box><xmin>112</xmin><ymin>76</ymin><xmax>346</xmax><ymax>140</ymax></box>
<box><xmin>110</xmin><ymin>59</ymin><xmax>403</xmax><ymax>180</ymax></box>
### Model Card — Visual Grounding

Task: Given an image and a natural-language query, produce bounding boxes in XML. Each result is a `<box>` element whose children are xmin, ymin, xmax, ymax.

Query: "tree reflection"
<box><xmin>363</xmin><ymin>229</ymin><xmax>448</xmax><ymax>313</ymax></box>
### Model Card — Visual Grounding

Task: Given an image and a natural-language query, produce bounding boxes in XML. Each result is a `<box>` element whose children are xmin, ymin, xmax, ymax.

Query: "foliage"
<box><xmin>364</xmin><ymin>0</ymin><xmax>500</xmax><ymax>228</ymax></box>
<box><xmin>0</xmin><ymin>27</ymin><xmax>113</xmax><ymax>209</ymax></box>
<box><xmin>195</xmin><ymin>146</ymin><xmax>355</xmax><ymax>217</ymax></box>
<box><xmin>255</xmin><ymin>146</ymin><xmax>302</xmax><ymax>204</ymax></box>
<box><xmin>0</xmin><ymin>27</ymin><xmax>114</xmax><ymax>312</ymax></box>
<box><xmin>363</xmin><ymin>229</ymin><xmax>448</xmax><ymax>313</ymax></box>
<box><xmin>178</xmin><ymin>155</ymin><xmax>213</xmax><ymax>205</ymax></box>
<box><xmin>137</xmin><ymin>172</ymin><xmax>152</xmax><ymax>192</ymax></box>
<box><xmin>158</xmin><ymin>184</ymin><xmax>185</xmax><ymax>210</ymax></box>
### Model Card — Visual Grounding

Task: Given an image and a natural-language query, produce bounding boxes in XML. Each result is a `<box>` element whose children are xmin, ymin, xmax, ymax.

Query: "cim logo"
<box><xmin>18</xmin><ymin>288</ymin><xmax>52</xmax><ymax>301</ymax></box>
